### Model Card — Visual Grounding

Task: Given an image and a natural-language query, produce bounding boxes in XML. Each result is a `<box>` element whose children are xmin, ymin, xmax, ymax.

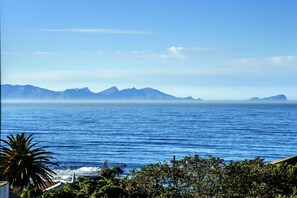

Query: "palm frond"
<box><xmin>0</xmin><ymin>133</ymin><xmax>57</xmax><ymax>189</ymax></box>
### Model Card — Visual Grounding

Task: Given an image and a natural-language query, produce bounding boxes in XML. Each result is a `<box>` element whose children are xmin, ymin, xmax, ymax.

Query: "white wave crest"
<box><xmin>52</xmin><ymin>167</ymin><xmax>101</xmax><ymax>182</ymax></box>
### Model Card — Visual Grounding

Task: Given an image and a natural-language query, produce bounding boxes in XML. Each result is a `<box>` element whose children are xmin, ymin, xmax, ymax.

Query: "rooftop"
<box><xmin>0</xmin><ymin>181</ymin><xmax>8</xmax><ymax>187</ymax></box>
<box><xmin>270</xmin><ymin>155</ymin><xmax>297</xmax><ymax>165</ymax></box>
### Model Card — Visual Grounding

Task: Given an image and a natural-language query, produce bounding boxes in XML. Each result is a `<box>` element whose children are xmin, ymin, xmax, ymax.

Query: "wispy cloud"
<box><xmin>270</xmin><ymin>56</ymin><xmax>296</xmax><ymax>64</ymax></box>
<box><xmin>39</xmin><ymin>28</ymin><xmax>155</xmax><ymax>35</ymax></box>
<box><xmin>166</xmin><ymin>46</ymin><xmax>218</xmax><ymax>58</ymax></box>
<box><xmin>3</xmin><ymin>70</ymin><xmax>144</xmax><ymax>82</ymax></box>
<box><xmin>118</xmin><ymin>46</ymin><xmax>220</xmax><ymax>60</ymax></box>
<box><xmin>34</xmin><ymin>51</ymin><xmax>56</xmax><ymax>55</ymax></box>
<box><xmin>1</xmin><ymin>68</ymin><xmax>239</xmax><ymax>85</ymax></box>
<box><xmin>168</xmin><ymin>46</ymin><xmax>217</xmax><ymax>53</ymax></box>
<box><xmin>233</xmin><ymin>55</ymin><xmax>296</xmax><ymax>65</ymax></box>
<box><xmin>231</xmin><ymin>55</ymin><xmax>297</xmax><ymax>72</ymax></box>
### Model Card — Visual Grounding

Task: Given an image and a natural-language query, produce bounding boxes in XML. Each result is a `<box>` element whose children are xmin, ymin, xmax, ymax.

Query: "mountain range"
<box><xmin>249</xmin><ymin>95</ymin><xmax>287</xmax><ymax>101</ymax></box>
<box><xmin>1</xmin><ymin>84</ymin><xmax>199</xmax><ymax>100</ymax></box>
<box><xmin>1</xmin><ymin>84</ymin><xmax>288</xmax><ymax>101</ymax></box>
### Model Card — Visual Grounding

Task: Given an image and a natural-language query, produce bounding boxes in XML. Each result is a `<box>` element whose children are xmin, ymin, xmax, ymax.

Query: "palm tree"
<box><xmin>0</xmin><ymin>133</ymin><xmax>56</xmax><ymax>190</ymax></box>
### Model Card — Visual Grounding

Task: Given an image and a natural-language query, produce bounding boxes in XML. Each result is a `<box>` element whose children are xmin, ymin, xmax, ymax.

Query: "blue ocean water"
<box><xmin>1</xmin><ymin>102</ymin><xmax>297</xmax><ymax>180</ymax></box>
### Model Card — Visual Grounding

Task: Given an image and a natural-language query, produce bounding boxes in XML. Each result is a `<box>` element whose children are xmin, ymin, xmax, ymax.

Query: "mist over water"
<box><xmin>1</xmin><ymin>102</ymin><xmax>297</xmax><ymax>180</ymax></box>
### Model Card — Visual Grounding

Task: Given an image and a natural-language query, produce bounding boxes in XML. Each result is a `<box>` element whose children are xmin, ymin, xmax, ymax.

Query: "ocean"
<box><xmin>1</xmin><ymin>101</ymin><xmax>297</xmax><ymax>181</ymax></box>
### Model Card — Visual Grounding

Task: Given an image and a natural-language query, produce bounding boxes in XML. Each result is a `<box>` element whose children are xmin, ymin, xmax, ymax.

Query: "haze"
<box><xmin>1</xmin><ymin>0</ymin><xmax>297</xmax><ymax>100</ymax></box>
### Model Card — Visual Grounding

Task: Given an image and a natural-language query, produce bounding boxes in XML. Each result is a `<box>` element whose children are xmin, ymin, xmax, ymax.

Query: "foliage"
<box><xmin>20</xmin><ymin>184</ymin><xmax>43</xmax><ymax>198</ymax></box>
<box><xmin>21</xmin><ymin>155</ymin><xmax>297</xmax><ymax>198</ymax></box>
<box><xmin>0</xmin><ymin>133</ymin><xmax>56</xmax><ymax>191</ymax></box>
<box><xmin>222</xmin><ymin>158</ymin><xmax>297</xmax><ymax>197</ymax></box>
<box><xmin>128</xmin><ymin>155</ymin><xmax>225</xmax><ymax>197</ymax></box>
<box><xmin>40</xmin><ymin>183</ymin><xmax>80</xmax><ymax>198</ymax></box>
<box><xmin>100</xmin><ymin>166</ymin><xmax>124</xmax><ymax>180</ymax></box>
<box><xmin>27</xmin><ymin>167</ymin><xmax>126</xmax><ymax>198</ymax></box>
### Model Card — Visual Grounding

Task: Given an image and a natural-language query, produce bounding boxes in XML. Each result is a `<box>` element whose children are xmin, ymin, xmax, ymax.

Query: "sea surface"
<box><xmin>1</xmin><ymin>101</ymin><xmax>297</xmax><ymax>181</ymax></box>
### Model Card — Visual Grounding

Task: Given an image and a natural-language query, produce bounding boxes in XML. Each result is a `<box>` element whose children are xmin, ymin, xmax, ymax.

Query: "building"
<box><xmin>0</xmin><ymin>181</ymin><xmax>9</xmax><ymax>198</ymax></box>
<box><xmin>270</xmin><ymin>155</ymin><xmax>297</xmax><ymax>165</ymax></box>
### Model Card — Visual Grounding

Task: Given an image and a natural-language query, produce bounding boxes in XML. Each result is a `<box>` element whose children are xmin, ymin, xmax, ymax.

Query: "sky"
<box><xmin>1</xmin><ymin>0</ymin><xmax>297</xmax><ymax>100</ymax></box>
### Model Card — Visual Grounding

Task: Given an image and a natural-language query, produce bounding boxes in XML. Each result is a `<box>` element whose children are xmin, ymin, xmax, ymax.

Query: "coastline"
<box><xmin>2</xmin><ymin>99</ymin><xmax>296</xmax><ymax>104</ymax></box>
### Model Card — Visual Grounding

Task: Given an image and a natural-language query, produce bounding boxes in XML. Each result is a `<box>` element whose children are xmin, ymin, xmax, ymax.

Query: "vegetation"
<box><xmin>21</xmin><ymin>155</ymin><xmax>297</xmax><ymax>198</ymax></box>
<box><xmin>1</xmin><ymin>133</ymin><xmax>296</xmax><ymax>197</ymax></box>
<box><xmin>0</xmin><ymin>133</ymin><xmax>56</xmax><ymax>194</ymax></box>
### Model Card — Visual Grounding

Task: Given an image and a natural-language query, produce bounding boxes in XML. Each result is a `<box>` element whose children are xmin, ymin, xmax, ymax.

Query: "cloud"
<box><xmin>167</xmin><ymin>46</ymin><xmax>216</xmax><ymax>53</ymax></box>
<box><xmin>166</xmin><ymin>46</ymin><xmax>218</xmax><ymax>58</ymax></box>
<box><xmin>233</xmin><ymin>55</ymin><xmax>296</xmax><ymax>65</ymax></box>
<box><xmin>39</xmin><ymin>28</ymin><xmax>155</xmax><ymax>35</ymax></box>
<box><xmin>2</xmin><ymin>70</ymin><xmax>144</xmax><ymax>82</ymax></box>
<box><xmin>34</xmin><ymin>51</ymin><xmax>56</xmax><ymax>55</ymax></box>
<box><xmin>118</xmin><ymin>46</ymin><xmax>219</xmax><ymax>60</ymax></box>
<box><xmin>270</xmin><ymin>56</ymin><xmax>296</xmax><ymax>64</ymax></box>
<box><xmin>1</xmin><ymin>68</ymin><xmax>240</xmax><ymax>86</ymax></box>
<box><xmin>231</xmin><ymin>55</ymin><xmax>297</xmax><ymax>72</ymax></box>
<box><xmin>167</xmin><ymin>46</ymin><xmax>184</xmax><ymax>57</ymax></box>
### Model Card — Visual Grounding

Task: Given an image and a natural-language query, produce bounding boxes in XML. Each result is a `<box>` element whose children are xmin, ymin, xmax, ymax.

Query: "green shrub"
<box><xmin>20</xmin><ymin>155</ymin><xmax>297</xmax><ymax>198</ymax></box>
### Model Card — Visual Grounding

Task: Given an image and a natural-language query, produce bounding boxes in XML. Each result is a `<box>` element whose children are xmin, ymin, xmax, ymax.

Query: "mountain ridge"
<box><xmin>1</xmin><ymin>84</ymin><xmax>199</xmax><ymax>100</ymax></box>
<box><xmin>249</xmin><ymin>94</ymin><xmax>288</xmax><ymax>101</ymax></box>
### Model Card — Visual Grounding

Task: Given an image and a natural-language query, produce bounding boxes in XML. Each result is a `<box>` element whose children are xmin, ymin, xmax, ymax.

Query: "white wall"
<box><xmin>0</xmin><ymin>181</ymin><xmax>9</xmax><ymax>198</ymax></box>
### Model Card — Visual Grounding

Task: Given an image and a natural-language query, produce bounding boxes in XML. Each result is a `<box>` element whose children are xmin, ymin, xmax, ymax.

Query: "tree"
<box><xmin>18</xmin><ymin>154</ymin><xmax>297</xmax><ymax>197</ymax></box>
<box><xmin>0</xmin><ymin>133</ymin><xmax>56</xmax><ymax>191</ymax></box>
<box><xmin>100</xmin><ymin>167</ymin><xmax>124</xmax><ymax>180</ymax></box>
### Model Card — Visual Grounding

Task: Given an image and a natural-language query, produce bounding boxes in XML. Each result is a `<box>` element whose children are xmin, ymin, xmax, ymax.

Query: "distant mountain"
<box><xmin>59</xmin><ymin>87</ymin><xmax>95</xmax><ymax>99</ymax></box>
<box><xmin>116</xmin><ymin>87</ymin><xmax>177</xmax><ymax>100</ymax></box>
<box><xmin>98</xmin><ymin>86</ymin><xmax>119</xmax><ymax>97</ymax></box>
<box><xmin>1</xmin><ymin>84</ymin><xmax>198</xmax><ymax>100</ymax></box>
<box><xmin>249</xmin><ymin>94</ymin><xmax>288</xmax><ymax>101</ymax></box>
<box><xmin>1</xmin><ymin>84</ymin><xmax>60</xmax><ymax>99</ymax></box>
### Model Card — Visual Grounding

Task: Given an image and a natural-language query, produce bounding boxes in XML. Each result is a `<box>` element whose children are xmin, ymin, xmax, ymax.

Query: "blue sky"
<box><xmin>1</xmin><ymin>0</ymin><xmax>297</xmax><ymax>100</ymax></box>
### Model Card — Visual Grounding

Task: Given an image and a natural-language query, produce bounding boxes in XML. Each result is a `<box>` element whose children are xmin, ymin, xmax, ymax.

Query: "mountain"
<box><xmin>96</xmin><ymin>86</ymin><xmax>120</xmax><ymax>99</ymax></box>
<box><xmin>98</xmin><ymin>86</ymin><xmax>119</xmax><ymax>97</ymax></box>
<box><xmin>59</xmin><ymin>87</ymin><xmax>95</xmax><ymax>99</ymax></box>
<box><xmin>249</xmin><ymin>94</ymin><xmax>288</xmax><ymax>101</ymax></box>
<box><xmin>116</xmin><ymin>87</ymin><xmax>177</xmax><ymax>100</ymax></box>
<box><xmin>1</xmin><ymin>84</ymin><xmax>197</xmax><ymax>100</ymax></box>
<box><xmin>1</xmin><ymin>84</ymin><xmax>60</xmax><ymax>99</ymax></box>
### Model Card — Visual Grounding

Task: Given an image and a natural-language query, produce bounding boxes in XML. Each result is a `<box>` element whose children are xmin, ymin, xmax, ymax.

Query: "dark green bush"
<box><xmin>21</xmin><ymin>156</ymin><xmax>297</xmax><ymax>198</ymax></box>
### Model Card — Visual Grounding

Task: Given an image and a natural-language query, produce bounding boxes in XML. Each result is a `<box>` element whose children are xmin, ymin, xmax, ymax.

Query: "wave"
<box><xmin>52</xmin><ymin>167</ymin><xmax>101</xmax><ymax>182</ymax></box>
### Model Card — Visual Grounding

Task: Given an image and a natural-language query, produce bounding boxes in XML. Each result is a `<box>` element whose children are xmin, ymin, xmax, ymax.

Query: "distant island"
<box><xmin>249</xmin><ymin>94</ymin><xmax>288</xmax><ymax>101</ymax></box>
<box><xmin>1</xmin><ymin>84</ymin><xmax>200</xmax><ymax>100</ymax></box>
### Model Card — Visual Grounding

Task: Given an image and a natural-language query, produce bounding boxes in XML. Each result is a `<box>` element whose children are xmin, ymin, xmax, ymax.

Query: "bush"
<box><xmin>21</xmin><ymin>155</ymin><xmax>297</xmax><ymax>198</ymax></box>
